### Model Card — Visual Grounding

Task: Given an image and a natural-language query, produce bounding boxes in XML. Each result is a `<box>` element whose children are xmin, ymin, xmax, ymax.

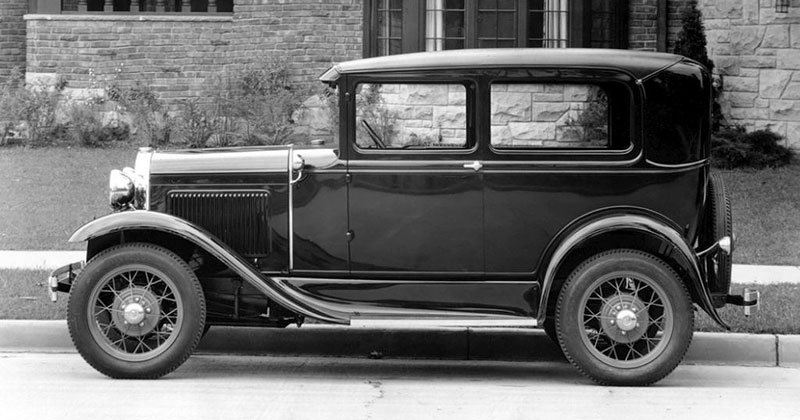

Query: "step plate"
<box><xmin>350</xmin><ymin>317</ymin><xmax>538</xmax><ymax>329</ymax></box>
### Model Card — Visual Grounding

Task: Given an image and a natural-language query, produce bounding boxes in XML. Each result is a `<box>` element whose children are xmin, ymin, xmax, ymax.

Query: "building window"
<box><xmin>377</xmin><ymin>0</ymin><xmax>404</xmax><ymax>56</ymax></box>
<box><xmin>364</xmin><ymin>0</ymin><xmax>628</xmax><ymax>57</ymax></box>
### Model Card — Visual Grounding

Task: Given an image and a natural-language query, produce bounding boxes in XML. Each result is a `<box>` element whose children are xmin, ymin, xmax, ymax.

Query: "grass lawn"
<box><xmin>0</xmin><ymin>146</ymin><xmax>135</xmax><ymax>250</ymax></box>
<box><xmin>716</xmin><ymin>163</ymin><xmax>800</xmax><ymax>266</ymax></box>
<box><xmin>0</xmin><ymin>269</ymin><xmax>66</xmax><ymax>319</ymax></box>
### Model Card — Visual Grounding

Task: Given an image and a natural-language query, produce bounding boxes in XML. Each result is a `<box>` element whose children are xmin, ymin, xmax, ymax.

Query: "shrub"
<box><xmin>177</xmin><ymin>98</ymin><xmax>217</xmax><ymax>148</ymax></box>
<box><xmin>674</xmin><ymin>0</ymin><xmax>724</xmax><ymax>131</ymax></box>
<box><xmin>211</xmin><ymin>56</ymin><xmax>314</xmax><ymax>146</ymax></box>
<box><xmin>115</xmin><ymin>84</ymin><xmax>174</xmax><ymax>147</ymax></box>
<box><xmin>711</xmin><ymin>127</ymin><xmax>795</xmax><ymax>169</ymax></box>
<box><xmin>65</xmin><ymin>104</ymin><xmax>130</xmax><ymax>147</ymax></box>
<box><xmin>0</xmin><ymin>68</ymin><xmax>67</xmax><ymax>146</ymax></box>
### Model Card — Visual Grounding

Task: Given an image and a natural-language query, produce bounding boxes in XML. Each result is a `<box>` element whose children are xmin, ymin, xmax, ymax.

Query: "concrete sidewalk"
<box><xmin>2</xmin><ymin>250</ymin><xmax>799</xmax><ymax>284</ymax></box>
<box><xmin>1</xmin><ymin>320</ymin><xmax>797</xmax><ymax>368</ymax></box>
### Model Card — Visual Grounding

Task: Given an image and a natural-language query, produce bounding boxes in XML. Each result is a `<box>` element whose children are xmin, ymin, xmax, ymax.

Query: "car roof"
<box><xmin>319</xmin><ymin>48</ymin><xmax>687</xmax><ymax>82</ymax></box>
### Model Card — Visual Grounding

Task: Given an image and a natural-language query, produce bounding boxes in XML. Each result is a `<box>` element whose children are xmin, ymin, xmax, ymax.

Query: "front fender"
<box><xmin>70</xmin><ymin>211</ymin><xmax>350</xmax><ymax>324</ymax></box>
<box><xmin>536</xmin><ymin>212</ymin><xmax>727</xmax><ymax>328</ymax></box>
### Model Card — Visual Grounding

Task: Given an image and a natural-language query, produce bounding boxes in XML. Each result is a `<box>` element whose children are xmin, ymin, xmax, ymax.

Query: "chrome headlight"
<box><xmin>109</xmin><ymin>169</ymin><xmax>135</xmax><ymax>210</ymax></box>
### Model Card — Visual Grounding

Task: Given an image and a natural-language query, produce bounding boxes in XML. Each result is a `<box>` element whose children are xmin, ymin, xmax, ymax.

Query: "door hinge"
<box><xmin>346</xmin><ymin>230</ymin><xmax>355</xmax><ymax>242</ymax></box>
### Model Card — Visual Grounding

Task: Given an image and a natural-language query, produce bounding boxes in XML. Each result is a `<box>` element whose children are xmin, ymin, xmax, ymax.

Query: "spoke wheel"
<box><xmin>556</xmin><ymin>249</ymin><xmax>693</xmax><ymax>386</ymax></box>
<box><xmin>88</xmin><ymin>265</ymin><xmax>183</xmax><ymax>362</ymax></box>
<box><xmin>68</xmin><ymin>243</ymin><xmax>205</xmax><ymax>379</ymax></box>
<box><xmin>579</xmin><ymin>274</ymin><xmax>672</xmax><ymax>369</ymax></box>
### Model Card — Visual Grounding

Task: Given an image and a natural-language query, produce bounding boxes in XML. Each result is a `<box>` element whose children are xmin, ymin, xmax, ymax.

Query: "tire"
<box><xmin>67</xmin><ymin>243</ymin><xmax>206</xmax><ymax>379</ymax></box>
<box><xmin>555</xmin><ymin>249</ymin><xmax>694</xmax><ymax>386</ymax></box>
<box><xmin>701</xmin><ymin>172</ymin><xmax>733</xmax><ymax>298</ymax></box>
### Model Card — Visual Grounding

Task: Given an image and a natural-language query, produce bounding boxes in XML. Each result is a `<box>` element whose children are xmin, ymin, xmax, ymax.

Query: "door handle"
<box><xmin>463</xmin><ymin>161</ymin><xmax>483</xmax><ymax>171</ymax></box>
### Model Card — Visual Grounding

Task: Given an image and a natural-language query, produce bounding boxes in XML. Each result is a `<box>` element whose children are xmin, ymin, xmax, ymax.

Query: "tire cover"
<box><xmin>702</xmin><ymin>173</ymin><xmax>733</xmax><ymax>297</ymax></box>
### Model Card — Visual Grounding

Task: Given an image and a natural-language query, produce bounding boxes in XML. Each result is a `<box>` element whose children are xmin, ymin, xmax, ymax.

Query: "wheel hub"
<box><xmin>111</xmin><ymin>288</ymin><xmax>161</xmax><ymax>337</ymax></box>
<box><xmin>599</xmin><ymin>295</ymin><xmax>648</xmax><ymax>344</ymax></box>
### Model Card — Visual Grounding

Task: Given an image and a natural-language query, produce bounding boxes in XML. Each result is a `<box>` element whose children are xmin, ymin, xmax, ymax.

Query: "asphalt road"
<box><xmin>2</xmin><ymin>353</ymin><xmax>799</xmax><ymax>420</ymax></box>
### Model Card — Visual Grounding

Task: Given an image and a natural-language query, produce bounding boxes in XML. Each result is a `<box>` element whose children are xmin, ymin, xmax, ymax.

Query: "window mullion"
<box><xmin>465</xmin><ymin>2</ymin><xmax>476</xmax><ymax>49</ymax></box>
<box><xmin>517</xmin><ymin>0</ymin><xmax>527</xmax><ymax>47</ymax></box>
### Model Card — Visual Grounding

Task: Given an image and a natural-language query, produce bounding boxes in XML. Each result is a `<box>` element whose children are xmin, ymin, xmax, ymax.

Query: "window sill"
<box><xmin>24</xmin><ymin>13</ymin><xmax>233</xmax><ymax>22</ymax></box>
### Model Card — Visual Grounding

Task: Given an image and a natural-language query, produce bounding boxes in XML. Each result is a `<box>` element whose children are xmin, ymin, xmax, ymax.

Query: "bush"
<box><xmin>0</xmin><ymin>68</ymin><xmax>68</xmax><ymax>146</ymax></box>
<box><xmin>711</xmin><ymin>127</ymin><xmax>795</xmax><ymax>169</ymax></box>
<box><xmin>674</xmin><ymin>0</ymin><xmax>724</xmax><ymax>131</ymax></box>
<box><xmin>209</xmin><ymin>56</ymin><xmax>314</xmax><ymax>146</ymax></box>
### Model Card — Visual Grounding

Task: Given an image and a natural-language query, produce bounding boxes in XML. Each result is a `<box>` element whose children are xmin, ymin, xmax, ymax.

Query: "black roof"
<box><xmin>320</xmin><ymin>48</ymin><xmax>687</xmax><ymax>82</ymax></box>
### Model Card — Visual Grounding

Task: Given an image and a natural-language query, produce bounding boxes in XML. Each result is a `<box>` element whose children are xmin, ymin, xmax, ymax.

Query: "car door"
<box><xmin>345</xmin><ymin>78</ymin><xmax>485</xmax><ymax>277</ymax></box>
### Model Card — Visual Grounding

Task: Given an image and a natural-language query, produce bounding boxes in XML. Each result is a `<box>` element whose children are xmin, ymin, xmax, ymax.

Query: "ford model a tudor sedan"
<box><xmin>49</xmin><ymin>49</ymin><xmax>759</xmax><ymax>386</ymax></box>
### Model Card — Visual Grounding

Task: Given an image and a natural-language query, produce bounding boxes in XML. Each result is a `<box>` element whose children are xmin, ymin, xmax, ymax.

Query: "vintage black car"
<box><xmin>49</xmin><ymin>49</ymin><xmax>759</xmax><ymax>386</ymax></box>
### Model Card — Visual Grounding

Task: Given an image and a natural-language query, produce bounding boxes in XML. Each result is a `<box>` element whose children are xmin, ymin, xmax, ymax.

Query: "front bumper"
<box><xmin>47</xmin><ymin>261</ymin><xmax>84</xmax><ymax>302</ymax></box>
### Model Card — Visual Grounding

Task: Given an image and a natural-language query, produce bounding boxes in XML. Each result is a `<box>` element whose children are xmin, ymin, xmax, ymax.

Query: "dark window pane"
<box><xmin>390</xmin><ymin>11</ymin><xmax>402</xmax><ymax>37</ymax></box>
<box><xmin>497</xmin><ymin>12</ymin><xmax>515</xmax><ymax>38</ymax></box>
<box><xmin>389</xmin><ymin>39</ymin><xmax>402</xmax><ymax>55</ymax></box>
<box><xmin>478</xmin><ymin>39</ymin><xmax>497</xmax><ymax>48</ymax></box>
<box><xmin>477</xmin><ymin>12</ymin><xmax>497</xmax><ymax>38</ymax></box>
<box><xmin>478</xmin><ymin>0</ymin><xmax>496</xmax><ymax>8</ymax></box>
<box><xmin>445</xmin><ymin>11</ymin><xmax>465</xmax><ymax>37</ymax></box>
<box><xmin>496</xmin><ymin>39</ymin><xmax>515</xmax><ymax>48</ymax></box>
<box><xmin>445</xmin><ymin>39</ymin><xmax>465</xmax><ymax>49</ymax></box>
<box><xmin>390</xmin><ymin>0</ymin><xmax>402</xmax><ymax>9</ymax></box>
<box><xmin>498</xmin><ymin>0</ymin><xmax>515</xmax><ymax>9</ymax></box>
<box><xmin>445</xmin><ymin>0</ymin><xmax>464</xmax><ymax>9</ymax></box>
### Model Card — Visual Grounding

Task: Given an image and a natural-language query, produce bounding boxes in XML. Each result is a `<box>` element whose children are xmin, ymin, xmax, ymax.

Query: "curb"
<box><xmin>0</xmin><ymin>320</ymin><xmax>793</xmax><ymax>367</ymax></box>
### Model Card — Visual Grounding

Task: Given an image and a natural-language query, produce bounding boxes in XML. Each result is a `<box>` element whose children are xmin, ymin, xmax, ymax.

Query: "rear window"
<box><xmin>490</xmin><ymin>83</ymin><xmax>610</xmax><ymax>149</ymax></box>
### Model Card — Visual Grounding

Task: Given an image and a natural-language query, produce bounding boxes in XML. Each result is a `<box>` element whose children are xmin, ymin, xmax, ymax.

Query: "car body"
<box><xmin>49</xmin><ymin>49</ymin><xmax>758</xmax><ymax>385</ymax></box>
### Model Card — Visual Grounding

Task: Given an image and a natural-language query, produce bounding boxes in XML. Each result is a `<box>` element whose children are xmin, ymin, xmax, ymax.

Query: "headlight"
<box><xmin>109</xmin><ymin>169</ymin><xmax>134</xmax><ymax>210</ymax></box>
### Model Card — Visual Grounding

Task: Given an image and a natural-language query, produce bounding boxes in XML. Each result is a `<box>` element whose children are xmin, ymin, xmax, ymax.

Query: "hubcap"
<box><xmin>599</xmin><ymin>295</ymin><xmax>648</xmax><ymax>344</ymax></box>
<box><xmin>110</xmin><ymin>287</ymin><xmax>161</xmax><ymax>337</ymax></box>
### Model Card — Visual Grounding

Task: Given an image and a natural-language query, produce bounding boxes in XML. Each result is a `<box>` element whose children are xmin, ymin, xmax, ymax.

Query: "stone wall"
<box><xmin>24</xmin><ymin>0</ymin><xmax>362</xmax><ymax>106</ymax></box>
<box><xmin>0</xmin><ymin>0</ymin><xmax>26</xmax><ymax>82</ymax></box>
<box><xmin>700</xmin><ymin>0</ymin><xmax>800</xmax><ymax>148</ymax></box>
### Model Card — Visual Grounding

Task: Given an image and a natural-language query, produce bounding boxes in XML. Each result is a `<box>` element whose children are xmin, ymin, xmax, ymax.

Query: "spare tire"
<box><xmin>700</xmin><ymin>172</ymin><xmax>733</xmax><ymax>305</ymax></box>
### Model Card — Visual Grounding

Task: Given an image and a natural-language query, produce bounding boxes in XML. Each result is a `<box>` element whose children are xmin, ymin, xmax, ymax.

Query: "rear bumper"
<box><xmin>47</xmin><ymin>261</ymin><xmax>84</xmax><ymax>302</ymax></box>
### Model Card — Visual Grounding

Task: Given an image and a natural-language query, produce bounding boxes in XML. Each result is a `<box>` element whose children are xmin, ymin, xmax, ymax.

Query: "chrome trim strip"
<box><xmin>350</xmin><ymin>317</ymin><xmax>538</xmax><ymax>328</ymax></box>
<box><xmin>134</xmin><ymin>147</ymin><xmax>154</xmax><ymax>210</ymax></box>
<box><xmin>287</xmin><ymin>145</ymin><xmax>294</xmax><ymax>273</ymax></box>
<box><xmin>644</xmin><ymin>158</ymin><xmax>708</xmax><ymax>169</ymax></box>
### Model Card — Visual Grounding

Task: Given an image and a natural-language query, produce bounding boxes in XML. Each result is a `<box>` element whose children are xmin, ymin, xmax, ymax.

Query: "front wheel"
<box><xmin>555</xmin><ymin>249</ymin><xmax>693</xmax><ymax>386</ymax></box>
<box><xmin>67</xmin><ymin>243</ymin><xmax>206</xmax><ymax>379</ymax></box>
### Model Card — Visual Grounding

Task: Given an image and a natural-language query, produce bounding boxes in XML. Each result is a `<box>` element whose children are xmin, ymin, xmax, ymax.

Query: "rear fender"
<box><xmin>70</xmin><ymin>211</ymin><xmax>349</xmax><ymax>323</ymax></box>
<box><xmin>536</xmin><ymin>210</ymin><xmax>727</xmax><ymax>328</ymax></box>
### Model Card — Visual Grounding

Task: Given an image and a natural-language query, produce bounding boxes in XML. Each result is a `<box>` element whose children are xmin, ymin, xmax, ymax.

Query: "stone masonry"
<box><xmin>700</xmin><ymin>0</ymin><xmax>800</xmax><ymax>149</ymax></box>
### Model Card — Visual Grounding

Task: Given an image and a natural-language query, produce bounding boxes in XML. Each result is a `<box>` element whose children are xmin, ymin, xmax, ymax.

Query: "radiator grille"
<box><xmin>167</xmin><ymin>191</ymin><xmax>271</xmax><ymax>257</ymax></box>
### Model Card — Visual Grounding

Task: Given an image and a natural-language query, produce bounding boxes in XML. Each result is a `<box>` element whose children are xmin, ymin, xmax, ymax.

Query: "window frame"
<box><xmin>480</xmin><ymin>69</ymin><xmax>639</xmax><ymax>162</ymax></box>
<box><xmin>346</xmin><ymin>74</ymin><xmax>479</xmax><ymax>159</ymax></box>
<box><xmin>362</xmin><ymin>0</ymin><xmax>629</xmax><ymax>57</ymax></box>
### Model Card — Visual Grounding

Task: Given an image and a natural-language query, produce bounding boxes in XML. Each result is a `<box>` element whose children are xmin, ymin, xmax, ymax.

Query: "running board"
<box><xmin>350</xmin><ymin>317</ymin><xmax>538</xmax><ymax>328</ymax></box>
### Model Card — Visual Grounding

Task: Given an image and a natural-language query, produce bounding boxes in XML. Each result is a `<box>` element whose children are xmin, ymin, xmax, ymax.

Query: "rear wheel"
<box><xmin>67</xmin><ymin>243</ymin><xmax>206</xmax><ymax>379</ymax></box>
<box><xmin>701</xmin><ymin>172</ymin><xmax>733</xmax><ymax>299</ymax></box>
<box><xmin>555</xmin><ymin>249</ymin><xmax>693</xmax><ymax>386</ymax></box>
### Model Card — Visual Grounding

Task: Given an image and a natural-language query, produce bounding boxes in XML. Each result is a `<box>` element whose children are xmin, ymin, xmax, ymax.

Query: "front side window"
<box><xmin>355</xmin><ymin>83</ymin><xmax>469</xmax><ymax>150</ymax></box>
<box><xmin>490</xmin><ymin>83</ymin><xmax>609</xmax><ymax>149</ymax></box>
